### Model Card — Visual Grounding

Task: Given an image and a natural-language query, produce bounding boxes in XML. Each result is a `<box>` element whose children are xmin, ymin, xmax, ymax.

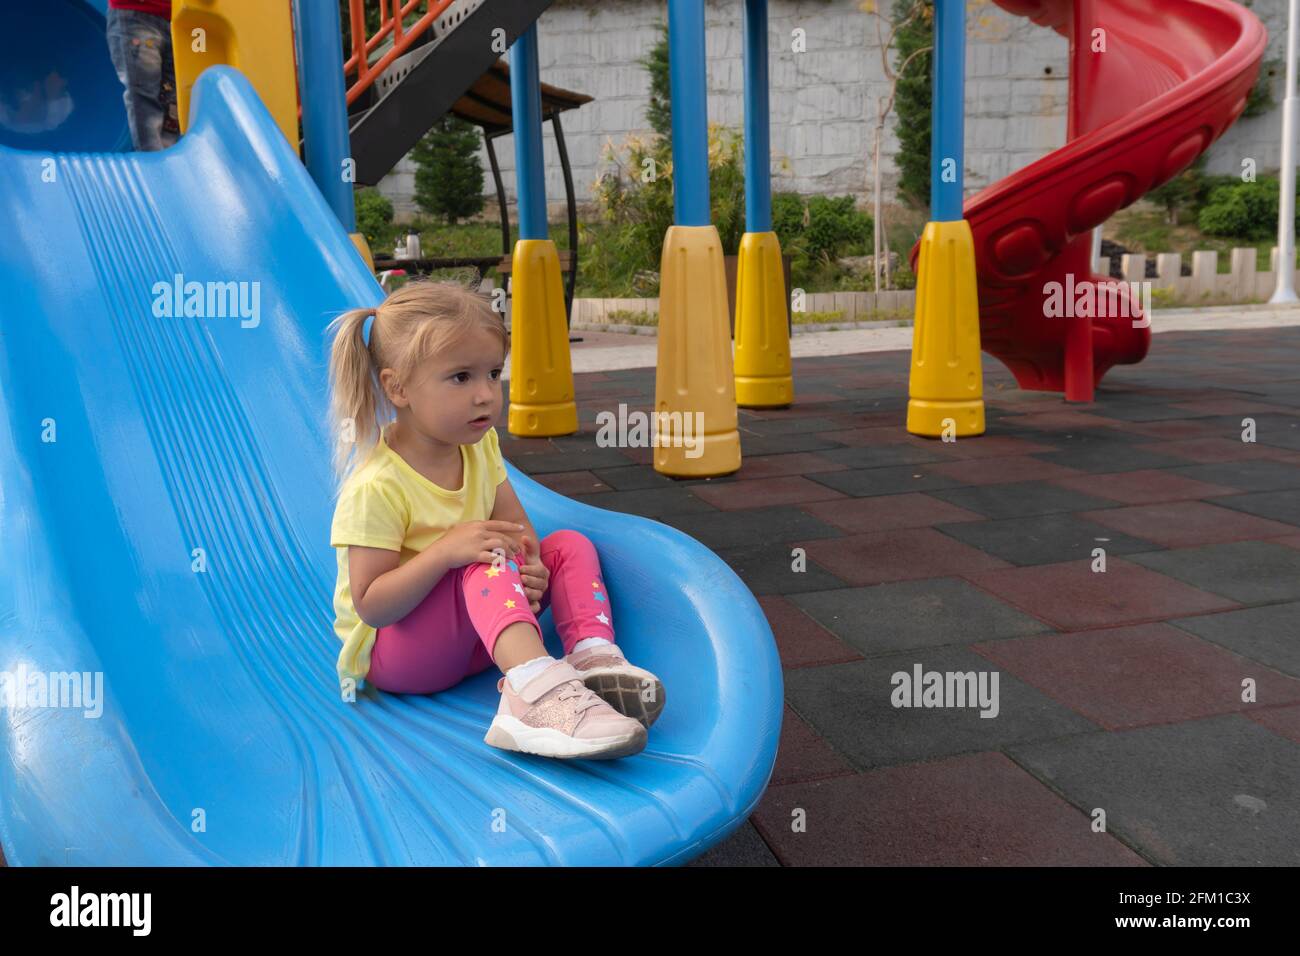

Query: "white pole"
<box><xmin>1272</xmin><ymin>0</ymin><xmax>1300</xmax><ymax>303</ymax></box>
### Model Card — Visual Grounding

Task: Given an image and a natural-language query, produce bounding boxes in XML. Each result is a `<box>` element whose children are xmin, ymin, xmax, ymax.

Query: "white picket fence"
<box><xmin>551</xmin><ymin>246</ymin><xmax>1295</xmax><ymax>327</ymax></box>
<box><xmin>1093</xmin><ymin>247</ymin><xmax>1290</xmax><ymax>304</ymax></box>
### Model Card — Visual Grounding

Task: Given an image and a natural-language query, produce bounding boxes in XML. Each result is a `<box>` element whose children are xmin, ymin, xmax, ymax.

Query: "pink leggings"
<box><xmin>365</xmin><ymin>529</ymin><xmax>616</xmax><ymax>695</ymax></box>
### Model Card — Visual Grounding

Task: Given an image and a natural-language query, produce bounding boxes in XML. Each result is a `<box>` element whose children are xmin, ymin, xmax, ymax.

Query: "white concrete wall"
<box><xmin>374</xmin><ymin>0</ymin><xmax>1290</xmax><ymax>222</ymax></box>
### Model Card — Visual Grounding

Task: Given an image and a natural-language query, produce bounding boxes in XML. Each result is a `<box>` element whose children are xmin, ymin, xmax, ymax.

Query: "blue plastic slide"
<box><xmin>0</xmin><ymin>32</ymin><xmax>781</xmax><ymax>862</ymax></box>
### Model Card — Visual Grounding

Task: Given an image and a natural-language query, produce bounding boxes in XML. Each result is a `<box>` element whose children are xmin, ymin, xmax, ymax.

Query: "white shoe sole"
<box><xmin>484</xmin><ymin>715</ymin><xmax>647</xmax><ymax>760</ymax></box>
<box><xmin>577</xmin><ymin>670</ymin><xmax>666</xmax><ymax>729</ymax></box>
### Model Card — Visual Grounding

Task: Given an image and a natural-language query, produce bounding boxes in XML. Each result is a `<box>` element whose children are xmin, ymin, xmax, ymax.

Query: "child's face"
<box><xmin>390</xmin><ymin>325</ymin><xmax>506</xmax><ymax>445</ymax></box>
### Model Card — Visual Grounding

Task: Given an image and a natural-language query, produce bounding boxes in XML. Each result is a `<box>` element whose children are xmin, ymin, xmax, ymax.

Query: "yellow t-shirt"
<box><xmin>330</xmin><ymin>423</ymin><xmax>509</xmax><ymax>687</ymax></box>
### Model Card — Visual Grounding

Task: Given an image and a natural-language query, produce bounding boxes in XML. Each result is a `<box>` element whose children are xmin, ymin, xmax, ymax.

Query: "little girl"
<box><xmin>326</xmin><ymin>280</ymin><xmax>664</xmax><ymax>760</ymax></box>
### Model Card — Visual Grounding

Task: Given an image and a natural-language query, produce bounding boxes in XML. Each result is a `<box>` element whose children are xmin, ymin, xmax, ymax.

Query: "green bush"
<box><xmin>768</xmin><ymin>192</ymin><xmax>873</xmax><ymax>290</ymax></box>
<box><xmin>804</xmin><ymin>195</ymin><xmax>873</xmax><ymax>261</ymax></box>
<box><xmin>354</xmin><ymin>187</ymin><xmax>394</xmax><ymax>247</ymax></box>
<box><xmin>1197</xmin><ymin>178</ymin><xmax>1296</xmax><ymax>241</ymax></box>
<box><xmin>589</xmin><ymin>125</ymin><xmax>748</xmax><ymax>296</ymax></box>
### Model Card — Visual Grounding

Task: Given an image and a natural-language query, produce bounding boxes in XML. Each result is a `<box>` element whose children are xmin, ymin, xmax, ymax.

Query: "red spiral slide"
<box><xmin>911</xmin><ymin>0</ymin><xmax>1268</xmax><ymax>401</ymax></box>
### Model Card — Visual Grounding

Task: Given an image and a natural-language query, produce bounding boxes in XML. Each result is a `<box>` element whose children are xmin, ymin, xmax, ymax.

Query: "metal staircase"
<box><xmin>343</xmin><ymin>0</ymin><xmax>554</xmax><ymax>186</ymax></box>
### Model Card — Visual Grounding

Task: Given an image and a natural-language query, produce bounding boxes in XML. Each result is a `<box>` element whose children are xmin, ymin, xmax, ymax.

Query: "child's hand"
<box><xmin>438</xmin><ymin>520</ymin><xmax>525</xmax><ymax>569</ymax></box>
<box><xmin>518</xmin><ymin>534</ymin><xmax>549</xmax><ymax>613</ymax></box>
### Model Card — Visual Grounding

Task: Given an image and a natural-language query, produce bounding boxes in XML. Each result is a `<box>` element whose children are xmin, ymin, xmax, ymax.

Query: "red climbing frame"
<box><xmin>911</xmin><ymin>0</ymin><xmax>1267</xmax><ymax>402</ymax></box>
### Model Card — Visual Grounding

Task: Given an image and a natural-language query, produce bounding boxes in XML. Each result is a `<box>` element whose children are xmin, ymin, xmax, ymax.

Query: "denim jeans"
<box><xmin>106</xmin><ymin>8</ymin><xmax>179</xmax><ymax>151</ymax></box>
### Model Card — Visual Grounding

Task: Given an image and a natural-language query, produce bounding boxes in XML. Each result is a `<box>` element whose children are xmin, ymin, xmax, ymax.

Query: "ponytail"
<box><xmin>326</xmin><ymin>305</ymin><xmax>385</xmax><ymax>488</ymax></box>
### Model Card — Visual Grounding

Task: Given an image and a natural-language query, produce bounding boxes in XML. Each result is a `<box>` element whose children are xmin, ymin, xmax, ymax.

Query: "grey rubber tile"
<box><xmin>660</xmin><ymin>506</ymin><xmax>844</xmax><ymax>550</ymax></box>
<box><xmin>783</xmin><ymin>646</ymin><xmax>1099</xmax><ymax>770</ymax></box>
<box><xmin>1126</xmin><ymin>541</ymin><xmax>1300</xmax><ymax>604</ymax></box>
<box><xmin>1009</xmin><ymin>715</ymin><xmax>1300</xmax><ymax>865</ymax></box>
<box><xmin>713</xmin><ymin>544</ymin><xmax>849</xmax><ymax>596</ymax></box>
<box><xmin>929</xmin><ymin>481</ymin><xmax>1118</xmax><ymax>519</ymax></box>
<box><xmin>936</xmin><ymin>512</ymin><xmax>1159</xmax><ymax>566</ymax></box>
<box><xmin>1171</xmin><ymin>459</ymin><xmax>1300</xmax><ymax>493</ymax></box>
<box><xmin>1171</xmin><ymin>602</ymin><xmax>1300</xmax><ymax>678</ymax></box>
<box><xmin>790</xmin><ymin>577</ymin><xmax>1051</xmax><ymax>655</ymax></box>
<box><xmin>1209</xmin><ymin>489</ymin><xmax>1300</xmax><ymax>527</ymax></box>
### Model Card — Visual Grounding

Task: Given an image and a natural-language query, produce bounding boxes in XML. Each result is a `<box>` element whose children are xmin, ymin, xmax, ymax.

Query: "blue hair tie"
<box><xmin>361</xmin><ymin>311</ymin><xmax>375</xmax><ymax>348</ymax></box>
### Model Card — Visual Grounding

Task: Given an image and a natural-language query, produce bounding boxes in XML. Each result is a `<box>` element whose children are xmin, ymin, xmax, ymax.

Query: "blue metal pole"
<box><xmin>667</xmin><ymin>0</ymin><xmax>711</xmax><ymax>226</ymax></box>
<box><xmin>293</xmin><ymin>0</ymin><xmax>355</xmax><ymax>231</ymax></box>
<box><xmin>510</xmin><ymin>25</ymin><xmax>549</xmax><ymax>241</ymax></box>
<box><xmin>931</xmin><ymin>0</ymin><xmax>966</xmax><ymax>222</ymax></box>
<box><xmin>742</xmin><ymin>0</ymin><xmax>771</xmax><ymax>233</ymax></box>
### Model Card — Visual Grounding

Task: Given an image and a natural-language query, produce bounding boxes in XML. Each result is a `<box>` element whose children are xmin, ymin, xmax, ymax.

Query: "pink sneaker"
<box><xmin>564</xmin><ymin>643</ymin><xmax>665</xmax><ymax>730</ymax></box>
<box><xmin>484</xmin><ymin>660</ymin><xmax>647</xmax><ymax>760</ymax></box>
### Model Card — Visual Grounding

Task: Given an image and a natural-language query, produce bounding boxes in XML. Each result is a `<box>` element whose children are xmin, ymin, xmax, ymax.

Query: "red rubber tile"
<box><xmin>798</xmin><ymin>528</ymin><xmax>1011</xmax><ymax>586</ymax></box>
<box><xmin>800</xmin><ymin>492</ymin><xmax>984</xmax><ymax>534</ymax></box>
<box><xmin>929</xmin><ymin>455</ymin><xmax>1083</xmax><ymax>486</ymax></box>
<box><xmin>533</xmin><ymin>470</ymin><xmax>612</xmax><ymax>495</ymax></box>
<box><xmin>972</xmin><ymin>623</ymin><xmax>1300</xmax><ymax>729</ymax></box>
<box><xmin>758</xmin><ymin>596</ymin><xmax>861</xmax><ymax>669</ymax></box>
<box><xmin>1049</xmin><ymin>469</ymin><xmax>1237</xmax><ymax>505</ymax></box>
<box><xmin>1109</xmin><ymin>419</ymin><xmax>1231</xmax><ymax>440</ymax></box>
<box><xmin>1148</xmin><ymin>438</ymin><xmax>1288</xmax><ymax>464</ymax></box>
<box><xmin>771</xmin><ymin>703</ymin><xmax>856</xmax><ymax>786</ymax></box>
<box><xmin>1248</xmin><ymin>704</ymin><xmax>1300</xmax><ymax>745</ymax></box>
<box><xmin>965</xmin><ymin>558</ymin><xmax>1239</xmax><ymax>631</ymax></box>
<box><xmin>692</xmin><ymin>475</ymin><xmax>848</xmax><ymax>511</ymax></box>
<box><xmin>752</xmin><ymin>752</ymin><xmax>1147</xmax><ymax>866</ymax></box>
<box><xmin>1080</xmin><ymin>500</ymin><xmax>1298</xmax><ymax>547</ymax></box>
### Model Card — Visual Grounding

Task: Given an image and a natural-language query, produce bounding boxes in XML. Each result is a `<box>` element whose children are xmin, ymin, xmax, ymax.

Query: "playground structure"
<box><xmin>0</xmin><ymin>0</ymin><xmax>1270</xmax><ymax>866</ymax></box>
<box><xmin>909</xmin><ymin>0</ymin><xmax>1267</xmax><ymax>414</ymax></box>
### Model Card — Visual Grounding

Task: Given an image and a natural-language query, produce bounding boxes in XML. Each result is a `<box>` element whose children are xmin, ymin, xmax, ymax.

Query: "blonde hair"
<box><xmin>326</xmin><ymin>279</ymin><xmax>508</xmax><ymax>488</ymax></box>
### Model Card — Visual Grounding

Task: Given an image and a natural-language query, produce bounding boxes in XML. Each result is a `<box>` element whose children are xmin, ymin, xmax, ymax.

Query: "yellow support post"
<box><xmin>507</xmin><ymin>239</ymin><xmax>577</xmax><ymax>437</ymax></box>
<box><xmin>907</xmin><ymin>219</ymin><xmax>986</xmax><ymax>438</ymax></box>
<box><xmin>171</xmin><ymin>0</ymin><xmax>300</xmax><ymax>149</ymax></box>
<box><xmin>349</xmin><ymin>234</ymin><xmax>374</xmax><ymax>271</ymax></box>
<box><xmin>734</xmin><ymin>231</ymin><xmax>793</xmax><ymax>408</ymax></box>
<box><xmin>654</xmin><ymin>225</ymin><xmax>741</xmax><ymax>477</ymax></box>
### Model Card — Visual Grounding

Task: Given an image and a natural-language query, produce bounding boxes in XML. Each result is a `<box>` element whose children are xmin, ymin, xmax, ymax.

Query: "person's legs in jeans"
<box><xmin>106</xmin><ymin>9</ymin><xmax>177</xmax><ymax>151</ymax></box>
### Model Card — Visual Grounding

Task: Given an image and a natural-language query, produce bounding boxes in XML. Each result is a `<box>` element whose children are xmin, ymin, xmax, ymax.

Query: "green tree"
<box><xmin>411</xmin><ymin>116</ymin><xmax>486</xmax><ymax>225</ymax></box>
<box><xmin>642</xmin><ymin>22</ymin><xmax>672</xmax><ymax>139</ymax></box>
<box><xmin>892</xmin><ymin>0</ymin><xmax>934</xmax><ymax>212</ymax></box>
